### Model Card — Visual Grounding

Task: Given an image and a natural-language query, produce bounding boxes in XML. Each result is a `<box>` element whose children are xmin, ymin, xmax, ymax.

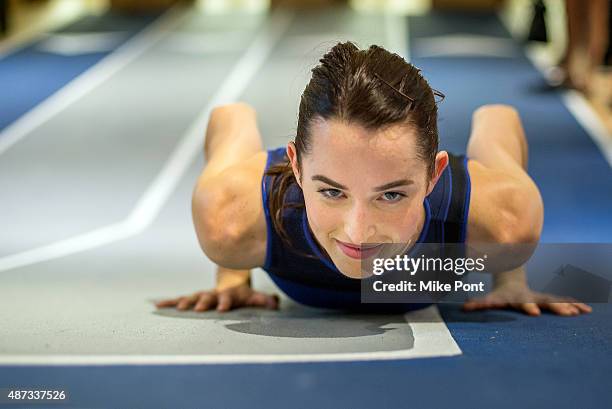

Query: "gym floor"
<box><xmin>0</xmin><ymin>2</ymin><xmax>611</xmax><ymax>408</ymax></box>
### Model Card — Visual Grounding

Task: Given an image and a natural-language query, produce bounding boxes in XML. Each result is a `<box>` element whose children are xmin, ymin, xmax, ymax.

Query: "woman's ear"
<box><xmin>425</xmin><ymin>151</ymin><xmax>449</xmax><ymax>196</ymax></box>
<box><xmin>286</xmin><ymin>142</ymin><xmax>302</xmax><ymax>188</ymax></box>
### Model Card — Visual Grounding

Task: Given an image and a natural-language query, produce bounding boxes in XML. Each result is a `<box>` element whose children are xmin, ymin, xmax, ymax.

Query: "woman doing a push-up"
<box><xmin>157</xmin><ymin>42</ymin><xmax>591</xmax><ymax>316</ymax></box>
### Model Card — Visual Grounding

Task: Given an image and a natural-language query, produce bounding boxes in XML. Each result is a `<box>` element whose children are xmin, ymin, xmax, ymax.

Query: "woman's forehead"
<box><xmin>307</xmin><ymin>118</ymin><xmax>420</xmax><ymax>164</ymax></box>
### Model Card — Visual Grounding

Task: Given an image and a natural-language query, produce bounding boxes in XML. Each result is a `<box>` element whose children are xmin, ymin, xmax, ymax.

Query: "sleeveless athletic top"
<box><xmin>260</xmin><ymin>146</ymin><xmax>471</xmax><ymax>310</ymax></box>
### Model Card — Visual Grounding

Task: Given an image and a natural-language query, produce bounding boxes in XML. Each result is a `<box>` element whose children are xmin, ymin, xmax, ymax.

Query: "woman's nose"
<box><xmin>344</xmin><ymin>204</ymin><xmax>376</xmax><ymax>244</ymax></box>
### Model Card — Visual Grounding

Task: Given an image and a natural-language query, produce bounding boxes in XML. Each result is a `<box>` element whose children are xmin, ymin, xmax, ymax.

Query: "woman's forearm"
<box><xmin>204</xmin><ymin>102</ymin><xmax>263</xmax><ymax>162</ymax></box>
<box><xmin>467</xmin><ymin>104</ymin><xmax>528</xmax><ymax>170</ymax></box>
<box><xmin>493</xmin><ymin>265</ymin><xmax>527</xmax><ymax>288</ymax></box>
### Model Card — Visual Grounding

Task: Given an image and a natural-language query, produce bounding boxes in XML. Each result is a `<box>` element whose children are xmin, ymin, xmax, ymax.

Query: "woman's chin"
<box><xmin>333</xmin><ymin>258</ymin><xmax>366</xmax><ymax>279</ymax></box>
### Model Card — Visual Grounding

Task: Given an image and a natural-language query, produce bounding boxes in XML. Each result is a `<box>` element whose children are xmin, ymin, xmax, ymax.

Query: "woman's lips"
<box><xmin>336</xmin><ymin>240</ymin><xmax>383</xmax><ymax>259</ymax></box>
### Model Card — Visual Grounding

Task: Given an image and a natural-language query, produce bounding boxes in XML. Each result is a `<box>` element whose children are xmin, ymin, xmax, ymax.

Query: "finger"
<box><xmin>518</xmin><ymin>303</ymin><xmax>541</xmax><ymax>316</ymax></box>
<box><xmin>247</xmin><ymin>292</ymin><xmax>279</xmax><ymax>309</ymax></box>
<box><xmin>217</xmin><ymin>292</ymin><xmax>233</xmax><ymax>312</ymax></box>
<box><xmin>543</xmin><ymin>303</ymin><xmax>568</xmax><ymax>316</ymax></box>
<box><xmin>266</xmin><ymin>294</ymin><xmax>280</xmax><ymax>310</ymax></box>
<box><xmin>566</xmin><ymin>304</ymin><xmax>580</xmax><ymax>315</ymax></box>
<box><xmin>544</xmin><ymin>303</ymin><xmax>578</xmax><ymax>316</ymax></box>
<box><xmin>564</xmin><ymin>304</ymin><xmax>580</xmax><ymax>315</ymax></box>
<box><xmin>194</xmin><ymin>293</ymin><xmax>216</xmax><ymax>312</ymax></box>
<box><xmin>562</xmin><ymin>304</ymin><xmax>580</xmax><ymax>315</ymax></box>
<box><xmin>177</xmin><ymin>295</ymin><xmax>198</xmax><ymax>310</ymax></box>
<box><xmin>573</xmin><ymin>303</ymin><xmax>592</xmax><ymax>313</ymax></box>
<box><xmin>155</xmin><ymin>298</ymin><xmax>180</xmax><ymax>308</ymax></box>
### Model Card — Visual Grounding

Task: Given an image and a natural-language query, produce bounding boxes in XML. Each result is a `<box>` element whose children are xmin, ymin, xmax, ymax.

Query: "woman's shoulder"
<box><xmin>423</xmin><ymin>151</ymin><xmax>471</xmax><ymax>243</ymax></box>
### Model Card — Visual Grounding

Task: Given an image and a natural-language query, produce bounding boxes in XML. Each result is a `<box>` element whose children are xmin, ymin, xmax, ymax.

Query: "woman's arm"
<box><xmin>466</xmin><ymin>105</ymin><xmax>544</xmax><ymax>247</ymax></box>
<box><xmin>157</xmin><ymin>103</ymin><xmax>275</xmax><ymax>312</ymax></box>
<box><xmin>160</xmin><ymin>159</ymin><xmax>276</xmax><ymax>312</ymax></box>
<box><xmin>464</xmin><ymin>105</ymin><xmax>589</xmax><ymax>316</ymax></box>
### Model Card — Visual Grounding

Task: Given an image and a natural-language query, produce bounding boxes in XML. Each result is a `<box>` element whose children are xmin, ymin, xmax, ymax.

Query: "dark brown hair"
<box><xmin>266</xmin><ymin>41</ymin><xmax>444</xmax><ymax>249</ymax></box>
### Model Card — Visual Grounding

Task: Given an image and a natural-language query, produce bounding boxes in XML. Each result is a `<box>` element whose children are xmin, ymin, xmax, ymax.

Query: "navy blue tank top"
<box><xmin>260</xmin><ymin>146</ymin><xmax>471</xmax><ymax>310</ymax></box>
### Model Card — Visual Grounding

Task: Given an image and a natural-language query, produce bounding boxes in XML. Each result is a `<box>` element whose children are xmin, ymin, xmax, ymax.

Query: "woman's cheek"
<box><xmin>305</xmin><ymin>197</ymin><xmax>337</xmax><ymax>234</ymax></box>
<box><xmin>383</xmin><ymin>202</ymin><xmax>421</xmax><ymax>242</ymax></box>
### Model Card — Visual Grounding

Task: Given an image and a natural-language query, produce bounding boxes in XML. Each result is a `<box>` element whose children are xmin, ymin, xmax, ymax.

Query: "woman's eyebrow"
<box><xmin>373</xmin><ymin>179</ymin><xmax>414</xmax><ymax>191</ymax></box>
<box><xmin>312</xmin><ymin>175</ymin><xmax>346</xmax><ymax>189</ymax></box>
<box><xmin>311</xmin><ymin>175</ymin><xmax>413</xmax><ymax>191</ymax></box>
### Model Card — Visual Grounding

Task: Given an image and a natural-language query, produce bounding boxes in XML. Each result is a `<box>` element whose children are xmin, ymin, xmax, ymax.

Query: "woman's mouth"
<box><xmin>335</xmin><ymin>240</ymin><xmax>383</xmax><ymax>259</ymax></box>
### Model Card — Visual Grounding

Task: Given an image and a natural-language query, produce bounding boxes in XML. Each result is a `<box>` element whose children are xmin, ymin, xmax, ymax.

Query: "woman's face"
<box><xmin>287</xmin><ymin>117</ymin><xmax>447</xmax><ymax>279</ymax></box>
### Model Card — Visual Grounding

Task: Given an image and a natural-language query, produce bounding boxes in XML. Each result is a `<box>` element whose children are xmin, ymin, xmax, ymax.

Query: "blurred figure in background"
<box><xmin>0</xmin><ymin>0</ymin><xmax>8</xmax><ymax>35</ymax></box>
<box><xmin>527</xmin><ymin>0</ymin><xmax>548</xmax><ymax>43</ymax></box>
<box><xmin>555</xmin><ymin>0</ymin><xmax>610</xmax><ymax>94</ymax></box>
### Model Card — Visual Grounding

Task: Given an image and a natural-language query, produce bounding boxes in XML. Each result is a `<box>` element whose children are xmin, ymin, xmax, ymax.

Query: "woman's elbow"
<box><xmin>191</xmin><ymin>187</ymin><xmax>243</xmax><ymax>266</ymax></box>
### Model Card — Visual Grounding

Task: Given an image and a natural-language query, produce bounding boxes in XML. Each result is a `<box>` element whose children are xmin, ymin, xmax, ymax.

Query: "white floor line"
<box><xmin>0</xmin><ymin>5</ymin><xmax>187</xmax><ymax>157</ymax></box>
<box><xmin>560</xmin><ymin>91</ymin><xmax>612</xmax><ymax>166</ymax></box>
<box><xmin>0</xmin><ymin>223</ymin><xmax>132</xmax><ymax>273</ymax></box>
<box><xmin>36</xmin><ymin>31</ymin><xmax>129</xmax><ymax>56</ymax></box>
<box><xmin>498</xmin><ymin>12</ymin><xmax>612</xmax><ymax>167</ymax></box>
<box><xmin>127</xmin><ymin>9</ymin><xmax>294</xmax><ymax>232</ymax></box>
<box><xmin>384</xmin><ymin>9</ymin><xmax>409</xmax><ymax>61</ymax></box>
<box><xmin>0</xmin><ymin>306</ymin><xmax>461</xmax><ymax>365</ymax></box>
<box><xmin>413</xmin><ymin>34</ymin><xmax>517</xmax><ymax>58</ymax></box>
<box><xmin>0</xmin><ymin>9</ymin><xmax>295</xmax><ymax>274</ymax></box>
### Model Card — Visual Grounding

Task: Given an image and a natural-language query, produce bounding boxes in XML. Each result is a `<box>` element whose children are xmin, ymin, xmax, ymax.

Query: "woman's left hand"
<box><xmin>462</xmin><ymin>281</ymin><xmax>592</xmax><ymax>316</ymax></box>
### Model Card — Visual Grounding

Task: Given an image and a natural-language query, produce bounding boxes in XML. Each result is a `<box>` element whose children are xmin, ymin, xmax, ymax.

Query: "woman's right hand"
<box><xmin>155</xmin><ymin>283</ymin><xmax>280</xmax><ymax>312</ymax></box>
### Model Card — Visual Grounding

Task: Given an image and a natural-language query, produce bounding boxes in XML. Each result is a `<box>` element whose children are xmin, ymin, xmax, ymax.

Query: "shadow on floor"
<box><xmin>151</xmin><ymin>299</ymin><xmax>516</xmax><ymax>338</ymax></box>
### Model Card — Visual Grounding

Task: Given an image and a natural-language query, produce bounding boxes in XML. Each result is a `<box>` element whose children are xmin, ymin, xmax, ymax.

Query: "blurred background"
<box><xmin>1</xmin><ymin>0</ymin><xmax>610</xmax><ymax>130</ymax></box>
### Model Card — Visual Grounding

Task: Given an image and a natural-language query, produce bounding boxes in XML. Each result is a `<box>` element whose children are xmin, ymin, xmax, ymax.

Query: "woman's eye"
<box><xmin>318</xmin><ymin>188</ymin><xmax>344</xmax><ymax>200</ymax></box>
<box><xmin>380</xmin><ymin>191</ymin><xmax>406</xmax><ymax>202</ymax></box>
